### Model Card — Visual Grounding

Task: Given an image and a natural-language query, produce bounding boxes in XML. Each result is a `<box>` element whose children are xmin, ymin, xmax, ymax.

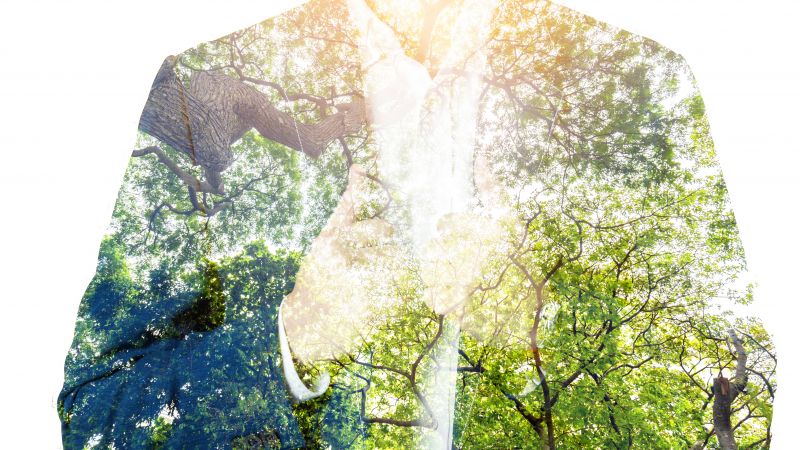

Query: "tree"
<box><xmin>114</xmin><ymin>0</ymin><xmax>370</xmax><ymax>267</ymax></box>
<box><xmin>58</xmin><ymin>1</ymin><xmax>776</xmax><ymax>448</ymax></box>
<box><xmin>59</xmin><ymin>241</ymin><xmax>314</xmax><ymax>448</ymax></box>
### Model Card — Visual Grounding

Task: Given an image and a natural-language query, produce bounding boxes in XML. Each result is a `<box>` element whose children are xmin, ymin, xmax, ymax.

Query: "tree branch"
<box><xmin>132</xmin><ymin>146</ymin><xmax>222</xmax><ymax>195</ymax></box>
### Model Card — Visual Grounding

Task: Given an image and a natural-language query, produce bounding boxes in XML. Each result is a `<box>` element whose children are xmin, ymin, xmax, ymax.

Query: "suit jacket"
<box><xmin>58</xmin><ymin>1</ymin><xmax>776</xmax><ymax>448</ymax></box>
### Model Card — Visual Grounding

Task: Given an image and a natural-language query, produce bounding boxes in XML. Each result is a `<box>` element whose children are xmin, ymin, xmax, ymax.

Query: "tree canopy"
<box><xmin>59</xmin><ymin>0</ymin><xmax>776</xmax><ymax>449</ymax></box>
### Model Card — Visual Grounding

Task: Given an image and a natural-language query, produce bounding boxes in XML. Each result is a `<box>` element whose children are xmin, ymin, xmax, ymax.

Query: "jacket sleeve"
<box><xmin>56</xmin><ymin>1</ymin><xmax>372</xmax><ymax>447</ymax></box>
<box><xmin>56</xmin><ymin>51</ymin><xmax>307</xmax><ymax>450</ymax></box>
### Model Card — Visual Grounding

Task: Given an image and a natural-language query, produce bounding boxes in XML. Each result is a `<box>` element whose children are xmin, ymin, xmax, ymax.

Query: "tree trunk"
<box><xmin>712</xmin><ymin>375</ymin><xmax>736</xmax><ymax>450</ymax></box>
<box><xmin>137</xmin><ymin>57</ymin><xmax>365</xmax><ymax>191</ymax></box>
<box><xmin>711</xmin><ymin>330</ymin><xmax>748</xmax><ymax>450</ymax></box>
<box><xmin>534</xmin><ymin>427</ymin><xmax>551</xmax><ymax>450</ymax></box>
<box><xmin>531</xmin><ymin>285</ymin><xmax>556</xmax><ymax>450</ymax></box>
<box><xmin>138</xmin><ymin>58</ymin><xmax>234</xmax><ymax>189</ymax></box>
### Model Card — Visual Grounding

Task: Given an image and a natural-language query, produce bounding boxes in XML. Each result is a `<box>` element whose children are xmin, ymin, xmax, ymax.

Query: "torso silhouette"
<box><xmin>58</xmin><ymin>1</ymin><xmax>776</xmax><ymax>449</ymax></box>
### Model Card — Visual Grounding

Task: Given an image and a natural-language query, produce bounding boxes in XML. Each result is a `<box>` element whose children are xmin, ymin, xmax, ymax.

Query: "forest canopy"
<box><xmin>58</xmin><ymin>1</ymin><xmax>775</xmax><ymax>449</ymax></box>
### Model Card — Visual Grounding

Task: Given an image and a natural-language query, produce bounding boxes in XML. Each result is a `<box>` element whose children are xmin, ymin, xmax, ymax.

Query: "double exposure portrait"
<box><xmin>57</xmin><ymin>0</ymin><xmax>776</xmax><ymax>448</ymax></box>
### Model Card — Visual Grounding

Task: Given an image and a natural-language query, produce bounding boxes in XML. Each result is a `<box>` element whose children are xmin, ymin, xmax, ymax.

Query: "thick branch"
<box><xmin>729</xmin><ymin>329</ymin><xmax>748</xmax><ymax>394</ymax></box>
<box><xmin>139</xmin><ymin>58</ymin><xmax>232</xmax><ymax>184</ymax></box>
<box><xmin>132</xmin><ymin>146</ymin><xmax>221</xmax><ymax>195</ymax></box>
<box><xmin>138</xmin><ymin>56</ymin><xmax>366</xmax><ymax>195</ymax></box>
<box><xmin>236</xmin><ymin>90</ymin><xmax>365</xmax><ymax>158</ymax></box>
<box><xmin>711</xmin><ymin>329</ymin><xmax>749</xmax><ymax>450</ymax></box>
<box><xmin>459</xmin><ymin>349</ymin><xmax>547</xmax><ymax>444</ymax></box>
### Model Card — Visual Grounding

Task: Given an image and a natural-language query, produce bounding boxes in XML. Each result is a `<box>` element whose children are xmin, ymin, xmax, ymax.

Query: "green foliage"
<box><xmin>59</xmin><ymin>0</ymin><xmax>775</xmax><ymax>448</ymax></box>
<box><xmin>60</xmin><ymin>242</ymin><xmax>307</xmax><ymax>449</ymax></box>
<box><xmin>172</xmin><ymin>259</ymin><xmax>226</xmax><ymax>333</ymax></box>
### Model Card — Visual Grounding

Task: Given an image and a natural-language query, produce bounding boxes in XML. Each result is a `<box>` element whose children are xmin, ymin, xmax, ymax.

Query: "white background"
<box><xmin>0</xmin><ymin>0</ymin><xmax>797</xmax><ymax>447</ymax></box>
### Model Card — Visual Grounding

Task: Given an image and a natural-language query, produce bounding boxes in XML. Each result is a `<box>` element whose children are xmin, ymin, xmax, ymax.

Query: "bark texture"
<box><xmin>138</xmin><ymin>57</ymin><xmax>366</xmax><ymax>190</ymax></box>
<box><xmin>712</xmin><ymin>330</ymin><xmax>748</xmax><ymax>450</ymax></box>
